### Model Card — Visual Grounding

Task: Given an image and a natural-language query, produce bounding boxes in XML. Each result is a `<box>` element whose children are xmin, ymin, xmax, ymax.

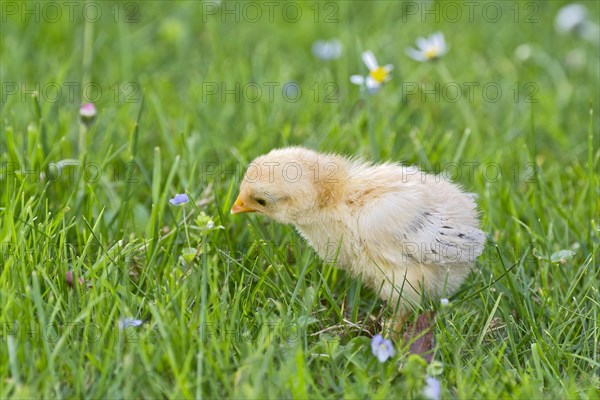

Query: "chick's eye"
<box><xmin>255</xmin><ymin>198</ymin><xmax>267</xmax><ymax>207</ymax></box>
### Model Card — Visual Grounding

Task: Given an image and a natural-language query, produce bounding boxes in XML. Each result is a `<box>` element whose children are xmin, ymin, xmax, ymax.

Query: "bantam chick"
<box><xmin>231</xmin><ymin>147</ymin><xmax>485</xmax><ymax>332</ymax></box>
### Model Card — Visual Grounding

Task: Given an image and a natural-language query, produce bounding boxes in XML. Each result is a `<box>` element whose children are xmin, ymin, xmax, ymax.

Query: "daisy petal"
<box><xmin>416</xmin><ymin>37</ymin><xmax>429</xmax><ymax>50</ymax></box>
<box><xmin>432</xmin><ymin>32</ymin><xmax>447</xmax><ymax>54</ymax></box>
<box><xmin>362</xmin><ymin>50</ymin><xmax>378</xmax><ymax>71</ymax></box>
<box><xmin>365</xmin><ymin>76</ymin><xmax>382</xmax><ymax>89</ymax></box>
<box><xmin>350</xmin><ymin>75</ymin><xmax>365</xmax><ymax>85</ymax></box>
<box><xmin>406</xmin><ymin>47</ymin><xmax>427</xmax><ymax>62</ymax></box>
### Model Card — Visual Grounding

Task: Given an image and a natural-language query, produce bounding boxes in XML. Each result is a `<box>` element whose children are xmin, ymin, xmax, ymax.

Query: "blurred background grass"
<box><xmin>1</xmin><ymin>0</ymin><xmax>599</xmax><ymax>398</ymax></box>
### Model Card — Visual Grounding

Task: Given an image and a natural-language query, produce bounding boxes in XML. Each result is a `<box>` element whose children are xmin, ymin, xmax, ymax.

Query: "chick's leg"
<box><xmin>382</xmin><ymin>311</ymin><xmax>409</xmax><ymax>341</ymax></box>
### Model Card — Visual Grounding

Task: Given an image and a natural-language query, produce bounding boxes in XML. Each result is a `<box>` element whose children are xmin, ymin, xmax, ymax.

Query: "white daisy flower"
<box><xmin>555</xmin><ymin>4</ymin><xmax>588</xmax><ymax>34</ymax></box>
<box><xmin>350</xmin><ymin>50</ymin><xmax>393</xmax><ymax>93</ymax></box>
<box><xmin>406</xmin><ymin>32</ymin><xmax>448</xmax><ymax>62</ymax></box>
<box><xmin>312</xmin><ymin>39</ymin><xmax>342</xmax><ymax>60</ymax></box>
<box><xmin>554</xmin><ymin>3</ymin><xmax>600</xmax><ymax>43</ymax></box>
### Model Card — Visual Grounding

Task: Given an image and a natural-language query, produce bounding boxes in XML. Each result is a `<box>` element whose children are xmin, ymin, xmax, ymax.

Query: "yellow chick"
<box><xmin>231</xmin><ymin>147</ymin><xmax>485</xmax><ymax>330</ymax></box>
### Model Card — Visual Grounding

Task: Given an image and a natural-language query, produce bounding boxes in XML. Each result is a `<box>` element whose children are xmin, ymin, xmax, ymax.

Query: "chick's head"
<box><xmin>231</xmin><ymin>147</ymin><xmax>344</xmax><ymax>225</ymax></box>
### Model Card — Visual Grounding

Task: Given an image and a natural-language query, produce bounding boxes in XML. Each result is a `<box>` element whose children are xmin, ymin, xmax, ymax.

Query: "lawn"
<box><xmin>1</xmin><ymin>1</ymin><xmax>599</xmax><ymax>398</ymax></box>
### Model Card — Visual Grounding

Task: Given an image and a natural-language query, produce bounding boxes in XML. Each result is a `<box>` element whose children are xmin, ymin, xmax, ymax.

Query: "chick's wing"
<box><xmin>354</xmin><ymin>188</ymin><xmax>484</xmax><ymax>268</ymax></box>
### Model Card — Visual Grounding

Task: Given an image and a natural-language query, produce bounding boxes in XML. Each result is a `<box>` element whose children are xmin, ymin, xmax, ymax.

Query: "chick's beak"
<box><xmin>230</xmin><ymin>196</ymin><xmax>257</xmax><ymax>214</ymax></box>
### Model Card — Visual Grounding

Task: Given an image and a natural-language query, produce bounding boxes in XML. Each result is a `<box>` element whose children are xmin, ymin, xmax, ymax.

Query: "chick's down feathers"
<box><xmin>232</xmin><ymin>147</ymin><xmax>485</xmax><ymax>322</ymax></box>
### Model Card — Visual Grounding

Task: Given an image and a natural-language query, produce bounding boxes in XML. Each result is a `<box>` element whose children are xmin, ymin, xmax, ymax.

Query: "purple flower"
<box><xmin>371</xmin><ymin>334</ymin><xmax>395</xmax><ymax>362</ymax></box>
<box><xmin>169</xmin><ymin>193</ymin><xmax>189</xmax><ymax>206</ymax></box>
<box><xmin>119</xmin><ymin>318</ymin><xmax>143</xmax><ymax>330</ymax></box>
<box><xmin>80</xmin><ymin>103</ymin><xmax>96</xmax><ymax>117</ymax></box>
<box><xmin>79</xmin><ymin>103</ymin><xmax>97</xmax><ymax>125</ymax></box>
<box><xmin>423</xmin><ymin>376</ymin><xmax>441</xmax><ymax>400</ymax></box>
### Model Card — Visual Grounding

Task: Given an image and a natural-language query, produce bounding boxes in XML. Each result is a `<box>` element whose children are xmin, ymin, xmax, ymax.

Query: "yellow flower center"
<box><xmin>369</xmin><ymin>67</ymin><xmax>388</xmax><ymax>83</ymax></box>
<box><xmin>424</xmin><ymin>46</ymin><xmax>440</xmax><ymax>60</ymax></box>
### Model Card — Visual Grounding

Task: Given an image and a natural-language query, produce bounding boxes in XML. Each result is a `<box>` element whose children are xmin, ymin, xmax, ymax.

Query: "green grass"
<box><xmin>1</xmin><ymin>1</ymin><xmax>599</xmax><ymax>398</ymax></box>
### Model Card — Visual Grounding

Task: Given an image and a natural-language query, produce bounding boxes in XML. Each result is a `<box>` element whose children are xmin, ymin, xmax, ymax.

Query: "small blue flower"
<box><xmin>371</xmin><ymin>334</ymin><xmax>395</xmax><ymax>362</ymax></box>
<box><xmin>423</xmin><ymin>376</ymin><xmax>441</xmax><ymax>400</ymax></box>
<box><xmin>169</xmin><ymin>193</ymin><xmax>189</xmax><ymax>206</ymax></box>
<box><xmin>119</xmin><ymin>318</ymin><xmax>143</xmax><ymax>330</ymax></box>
